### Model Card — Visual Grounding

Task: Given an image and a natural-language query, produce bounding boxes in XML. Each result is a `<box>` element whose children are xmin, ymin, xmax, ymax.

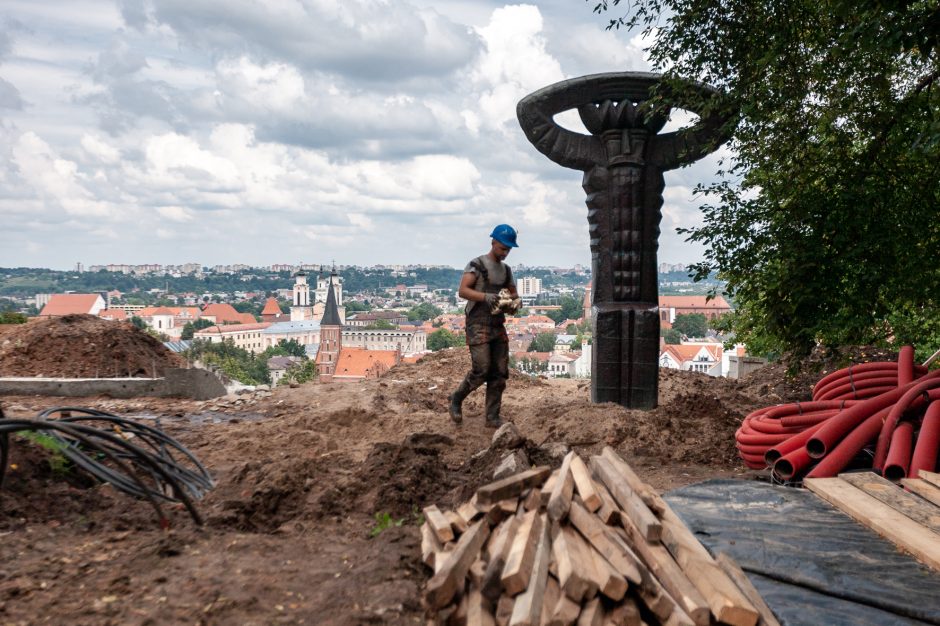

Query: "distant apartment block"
<box><xmin>341</xmin><ymin>327</ymin><xmax>427</xmax><ymax>354</ymax></box>
<box><xmin>517</xmin><ymin>277</ymin><xmax>543</xmax><ymax>299</ymax></box>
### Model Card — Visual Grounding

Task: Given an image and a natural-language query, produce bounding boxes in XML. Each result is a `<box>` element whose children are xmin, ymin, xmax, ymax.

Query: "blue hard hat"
<box><xmin>490</xmin><ymin>224</ymin><xmax>519</xmax><ymax>248</ymax></box>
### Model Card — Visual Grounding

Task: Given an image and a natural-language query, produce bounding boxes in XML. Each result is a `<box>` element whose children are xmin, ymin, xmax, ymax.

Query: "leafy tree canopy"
<box><xmin>662</xmin><ymin>328</ymin><xmax>682</xmax><ymax>345</ymax></box>
<box><xmin>180</xmin><ymin>317</ymin><xmax>215</xmax><ymax>340</ymax></box>
<box><xmin>407</xmin><ymin>302</ymin><xmax>443</xmax><ymax>322</ymax></box>
<box><xmin>528</xmin><ymin>332</ymin><xmax>558</xmax><ymax>353</ymax></box>
<box><xmin>595</xmin><ymin>0</ymin><xmax>940</xmax><ymax>361</ymax></box>
<box><xmin>672</xmin><ymin>313</ymin><xmax>708</xmax><ymax>338</ymax></box>
<box><xmin>427</xmin><ymin>328</ymin><xmax>465</xmax><ymax>351</ymax></box>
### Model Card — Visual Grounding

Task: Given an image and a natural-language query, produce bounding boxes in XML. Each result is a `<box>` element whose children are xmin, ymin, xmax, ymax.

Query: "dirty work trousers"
<box><xmin>453</xmin><ymin>309</ymin><xmax>509</xmax><ymax>420</ymax></box>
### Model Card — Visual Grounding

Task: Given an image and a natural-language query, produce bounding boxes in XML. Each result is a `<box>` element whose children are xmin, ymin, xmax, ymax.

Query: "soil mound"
<box><xmin>0</xmin><ymin>315</ymin><xmax>184</xmax><ymax>378</ymax></box>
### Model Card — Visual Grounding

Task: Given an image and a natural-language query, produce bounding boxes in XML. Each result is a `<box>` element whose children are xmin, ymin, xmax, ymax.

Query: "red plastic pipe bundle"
<box><xmin>734</xmin><ymin>346</ymin><xmax>940</xmax><ymax>482</ymax></box>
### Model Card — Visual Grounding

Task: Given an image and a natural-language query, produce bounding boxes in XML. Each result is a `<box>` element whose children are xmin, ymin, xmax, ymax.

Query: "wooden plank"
<box><xmin>501</xmin><ymin>510</ymin><xmax>543</xmax><ymax>596</ymax></box>
<box><xmin>716</xmin><ymin>553</ymin><xmax>781</xmax><ymax>626</ymax></box>
<box><xmin>577</xmin><ymin>597</ymin><xmax>603</xmax><ymax>626</ymax></box>
<box><xmin>602</xmin><ymin>529</ymin><xmax>676</xmax><ymax>623</ymax></box>
<box><xmin>422</xmin><ymin>521</ymin><xmax>444</xmax><ymax>569</ymax></box>
<box><xmin>548</xmin><ymin>452</ymin><xmax>576</xmax><ymax>522</ymax></box>
<box><xmin>591</xmin><ymin>456</ymin><xmax>662</xmax><ymax>542</ymax></box>
<box><xmin>841</xmin><ymin>472</ymin><xmax>940</xmax><ymax>532</ymax></box>
<box><xmin>552</xmin><ymin>525</ymin><xmax>594</xmax><ymax>602</ymax></box>
<box><xmin>482</xmin><ymin>518</ymin><xmax>520</xmax><ymax>603</ymax></box>
<box><xmin>540</xmin><ymin>575</ymin><xmax>561</xmax><ymax>626</ymax></box>
<box><xmin>592</xmin><ymin>479</ymin><xmax>620</xmax><ymax>525</ymax></box>
<box><xmin>487</xmin><ymin>498</ymin><xmax>519</xmax><ymax>525</ymax></box>
<box><xmin>615</xmin><ymin>516</ymin><xmax>710</xmax><ymax>626</ymax></box>
<box><xmin>584</xmin><ymin>538</ymin><xmax>628</xmax><ymax>601</ymax></box>
<box><xmin>436</xmin><ymin>544</ymin><xmax>456</xmax><ymax>574</ymax></box>
<box><xmin>601</xmin><ymin>447</ymin><xmax>667</xmax><ymax>515</ymax></box>
<box><xmin>682</xmin><ymin>557</ymin><xmax>758</xmax><ymax>626</ymax></box>
<box><xmin>805</xmin><ymin>477</ymin><xmax>940</xmax><ymax>571</ymax></box>
<box><xmin>567</xmin><ymin>500</ymin><xmax>642</xmax><ymax>585</ymax></box>
<box><xmin>477</xmin><ymin>466</ymin><xmax>552</xmax><ymax>507</ymax></box>
<box><xmin>605</xmin><ymin>597</ymin><xmax>641</xmax><ymax>626</ymax></box>
<box><xmin>458</xmin><ymin>494</ymin><xmax>484</xmax><ymax>525</ymax></box>
<box><xmin>426</xmin><ymin>520</ymin><xmax>491</xmax><ymax>609</ymax></box>
<box><xmin>540</xmin><ymin>469</ymin><xmax>561</xmax><ymax>507</ymax></box>
<box><xmin>522</xmin><ymin>487</ymin><xmax>541</xmax><ymax>511</ymax></box>
<box><xmin>570</xmin><ymin>454</ymin><xmax>602</xmax><ymax>512</ymax></box>
<box><xmin>425</xmin><ymin>504</ymin><xmax>456</xmax><ymax>543</ymax></box>
<box><xmin>509</xmin><ymin>516</ymin><xmax>551</xmax><ymax>626</ymax></box>
<box><xmin>469</xmin><ymin>558</ymin><xmax>487</xmax><ymax>588</ymax></box>
<box><xmin>495</xmin><ymin>595</ymin><xmax>514</xmax><ymax>626</ymax></box>
<box><xmin>902</xmin><ymin>478</ymin><xmax>940</xmax><ymax>508</ymax></box>
<box><xmin>447</xmin><ymin>509</ymin><xmax>470</xmax><ymax>535</ymax></box>
<box><xmin>467</xmin><ymin>588</ymin><xmax>496</xmax><ymax>626</ymax></box>
<box><xmin>450</xmin><ymin>592</ymin><xmax>469</xmax><ymax>626</ymax></box>
<box><xmin>655</xmin><ymin>507</ymin><xmax>759</xmax><ymax>626</ymax></box>
<box><xmin>919</xmin><ymin>469</ymin><xmax>940</xmax><ymax>490</ymax></box>
<box><xmin>551</xmin><ymin>594</ymin><xmax>582</xmax><ymax>626</ymax></box>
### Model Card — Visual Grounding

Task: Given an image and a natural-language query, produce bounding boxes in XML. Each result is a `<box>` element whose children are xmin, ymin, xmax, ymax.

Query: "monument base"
<box><xmin>591</xmin><ymin>303</ymin><xmax>659</xmax><ymax>409</ymax></box>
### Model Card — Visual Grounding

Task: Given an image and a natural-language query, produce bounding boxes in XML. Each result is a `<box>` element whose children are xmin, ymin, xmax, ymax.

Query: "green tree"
<box><xmin>427</xmin><ymin>328</ymin><xmax>465</xmax><ymax>351</ymax></box>
<box><xmin>596</xmin><ymin>0</ymin><xmax>940</xmax><ymax>360</ymax></box>
<box><xmin>180</xmin><ymin>317</ymin><xmax>215</xmax><ymax>340</ymax></box>
<box><xmin>363</xmin><ymin>320</ymin><xmax>396</xmax><ymax>330</ymax></box>
<box><xmin>672</xmin><ymin>313</ymin><xmax>708</xmax><ymax>338</ymax></box>
<box><xmin>280</xmin><ymin>360</ymin><xmax>317</xmax><ymax>385</ymax></box>
<box><xmin>0</xmin><ymin>311</ymin><xmax>27</xmax><ymax>324</ymax></box>
<box><xmin>184</xmin><ymin>339</ymin><xmax>270</xmax><ymax>385</ymax></box>
<box><xmin>346</xmin><ymin>300</ymin><xmax>372</xmax><ymax>313</ymax></box>
<box><xmin>662</xmin><ymin>328</ymin><xmax>682</xmax><ymax>344</ymax></box>
<box><xmin>407</xmin><ymin>302</ymin><xmax>443</xmax><ymax>322</ymax></box>
<box><xmin>129</xmin><ymin>316</ymin><xmax>147</xmax><ymax>330</ymax></box>
<box><xmin>261</xmin><ymin>338</ymin><xmax>307</xmax><ymax>359</ymax></box>
<box><xmin>528</xmin><ymin>332</ymin><xmax>557</xmax><ymax>353</ymax></box>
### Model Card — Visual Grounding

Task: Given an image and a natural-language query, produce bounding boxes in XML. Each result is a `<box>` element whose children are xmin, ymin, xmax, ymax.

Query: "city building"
<box><xmin>38</xmin><ymin>293</ymin><xmax>106</xmax><ymax>317</ymax></box>
<box><xmin>316</xmin><ymin>277</ymin><xmax>342</xmax><ymax>382</ymax></box>
<box><xmin>517</xmin><ymin>277</ymin><xmax>543</xmax><ymax>300</ymax></box>
<box><xmin>341</xmin><ymin>327</ymin><xmax>427</xmax><ymax>354</ymax></box>
<box><xmin>658</xmin><ymin>343</ymin><xmax>723</xmax><ymax>375</ymax></box>
<box><xmin>193</xmin><ymin>322</ymin><xmax>272</xmax><ymax>353</ymax></box>
<box><xmin>331</xmin><ymin>348</ymin><xmax>400</xmax><ymax>382</ymax></box>
<box><xmin>658</xmin><ymin>295</ymin><xmax>732</xmax><ymax>327</ymax></box>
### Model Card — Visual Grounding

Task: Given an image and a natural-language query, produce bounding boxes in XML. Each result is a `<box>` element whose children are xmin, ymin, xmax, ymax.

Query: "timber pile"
<box><xmin>806</xmin><ymin>469</ymin><xmax>940</xmax><ymax>572</ymax></box>
<box><xmin>421</xmin><ymin>447</ymin><xmax>778</xmax><ymax>626</ymax></box>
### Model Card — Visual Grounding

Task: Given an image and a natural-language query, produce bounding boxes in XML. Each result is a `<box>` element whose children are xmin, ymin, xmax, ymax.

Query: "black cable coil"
<box><xmin>0</xmin><ymin>406</ymin><xmax>213</xmax><ymax>527</ymax></box>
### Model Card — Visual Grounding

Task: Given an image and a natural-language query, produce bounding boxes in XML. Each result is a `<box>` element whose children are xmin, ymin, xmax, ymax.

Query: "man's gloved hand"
<box><xmin>483</xmin><ymin>293</ymin><xmax>499</xmax><ymax>308</ymax></box>
<box><xmin>510</xmin><ymin>297</ymin><xmax>523</xmax><ymax>313</ymax></box>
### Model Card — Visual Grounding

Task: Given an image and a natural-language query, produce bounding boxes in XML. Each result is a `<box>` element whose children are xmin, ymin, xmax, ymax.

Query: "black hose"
<box><xmin>0</xmin><ymin>407</ymin><xmax>214</xmax><ymax>527</ymax></box>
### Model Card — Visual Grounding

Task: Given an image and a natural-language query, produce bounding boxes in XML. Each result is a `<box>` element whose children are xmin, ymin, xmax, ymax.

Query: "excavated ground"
<box><xmin>0</xmin><ymin>319</ymin><xmax>852</xmax><ymax>625</ymax></box>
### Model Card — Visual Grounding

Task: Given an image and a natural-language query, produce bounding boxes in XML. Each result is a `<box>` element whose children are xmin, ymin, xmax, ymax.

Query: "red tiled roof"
<box><xmin>39</xmin><ymin>294</ymin><xmax>103</xmax><ymax>316</ymax></box>
<box><xmin>660</xmin><ymin>343</ymin><xmax>723</xmax><ymax>364</ymax></box>
<box><xmin>202</xmin><ymin>303</ymin><xmax>252</xmax><ymax>324</ymax></box>
<box><xmin>194</xmin><ymin>322</ymin><xmax>272</xmax><ymax>334</ymax></box>
<box><xmin>659</xmin><ymin>295</ymin><xmax>731</xmax><ymax>309</ymax></box>
<box><xmin>333</xmin><ymin>348</ymin><xmax>399</xmax><ymax>379</ymax></box>
<box><xmin>261</xmin><ymin>297</ymin><xmax>283</xmax><ymax>315</ymax></box>
<box><xmin>98</xmin><ymin>309</ymin><xmax>127</xmax><ymax>321</ymax></box>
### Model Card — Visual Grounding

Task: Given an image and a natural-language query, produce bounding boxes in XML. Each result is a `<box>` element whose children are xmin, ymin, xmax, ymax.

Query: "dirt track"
<box><xmin>0</xmin><ymin>340</ymin><xmax>809</xmax><ymax>625</ymax></box>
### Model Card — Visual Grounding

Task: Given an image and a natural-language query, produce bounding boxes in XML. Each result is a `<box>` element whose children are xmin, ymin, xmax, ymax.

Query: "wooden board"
<box><xmin>424</xmin><ymin>504</ymin><xmax>455</xmax><ymax>543</ymax></box>
<box><xmin>509</xmin><ymin>517</ymin><xmax>551</xmax><ymax>626</ymax></box>
<box><xmin>567</xmin><ymin>500</ymin><xmax>641</xmax><ymax>585</ymax></box>
<box><xmin>425</xmin><ymin>520</ymin><xmax>491</xmax><ymax>609</ymax></box>
<box><xmin>570</xmin><ymin>454</ymin><xmax>602</xmax><ymax>512</ymax></box>
<box><xmin>601</xmin><ymin>446</ymin><xmax>667</xmax><ymax>515</ymax></box>
<box><xmin>577</xmin><ymin>597</ymin><xmax>603</xmax><ymax>626</ymax></box>
<box><xmin>840</xmin><ymin>472</ymin><xmax>940</xmax><ymax>534</ymax></box>
<box><xmin>919</xmin><ymin>469</ymin><xmax>940</xmax><ymax>490</ymax></box>
<box><xmin>421</xmin><ymin>521</ymin><xmax>444</xmax><ymax>568</ymax></box>
<box><xmin>805</xmin><ymin>477</ymin><xmax>940</xmax><ymax>571</ymax></box>
<box><xmin>552</xmin><ymin>525</ymin><xmax>594</xmax><ymax>602</ymax></box>
<box><xmin>477</xmin><ymin>466</ymin><xmax>551</xmax><ymax>506</ymax></box>
<box><xmin>501</xmin><ymin>510</ymin><xmax>543</xmax><ymax>596</ymax></box>
<box><xmin>467</xmin><ymin>587</ymin><xmax>496</xmax><ymax>626</ymax></box>
<box><xmin>902</xmin><ymin>478</ymin><xmax>940</xmax><ymax>508</ymax></box>
<box><xmin>591</xmin><ymin>456</ymin><xmax>662</xmax><ymax>542</ymax></box>
<box><xmin>715</xmin><ymin>553</ymin><xmax>781</xmax><ymax>626</ymax></box>
<box><xmin>547</xmin><ymin>452</ymin><xmax>576</xmax><ymax>523</ymax></box>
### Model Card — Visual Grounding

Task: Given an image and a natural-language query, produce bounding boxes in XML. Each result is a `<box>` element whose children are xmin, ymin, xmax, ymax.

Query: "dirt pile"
<box><xmin>0</xmin><ymin>314</ymin><xmax>185</xmax><ymax>378</ymax></box>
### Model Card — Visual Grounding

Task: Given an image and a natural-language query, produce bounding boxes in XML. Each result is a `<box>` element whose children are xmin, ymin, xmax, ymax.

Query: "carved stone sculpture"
<box><xmin>517</xmin><ymin>72</ymin><xmax>730</xmax><ymax>409</ymax></box>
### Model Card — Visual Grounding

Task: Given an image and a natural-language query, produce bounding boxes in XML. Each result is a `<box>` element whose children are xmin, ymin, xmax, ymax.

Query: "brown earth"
<box><xmin>0</xmin><ymin>315</ymin><xmax>185</xmax><ymax>378</ymax></box>
<box><xmin>0</xmin><ymin>318</ymin><xmax>866</xmax><ymax>625</ymax></box>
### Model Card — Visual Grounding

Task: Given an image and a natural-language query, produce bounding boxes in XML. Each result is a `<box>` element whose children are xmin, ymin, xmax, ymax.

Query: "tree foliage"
<box><xmin>427</xmin><ymin>328</ymin><xmax>465</xmax><ymax>351</ymax></box>
<box><xmin>662</xmin><ymin>328</ymin><xmax>682</xmax><ymax>344</ymax></box>
<box><xmin>528</xmin><ymin>332</ymin><xmax>558</xmax><ymax>353</ymax></box>
<box><xmin>184</xmin><ymin>339</ymin><xmax>271</xmax><ymax>385</ymax></box>
<box><xmin>261</xmin><ymin>338</ymin><xmax>307</xmax><ymax>359</ymax></box>
<box><xmin>407</xmin><ymin>302</ymin><xmax>443</xmax><ymax>322</ymax></box>
<box><xmin>595</xmin><ymin>0</ymin><xmax>940</xmax><ymax>360</ymax></box>
<box><xmin>672</xmin><ymin>313</ymin><xmax>708</xmax><ymax>338</ymax></box>
<box><xmin>180</xmin><ymin>317</ymin><xmax>215</xmax><ymax>340</ymax></box>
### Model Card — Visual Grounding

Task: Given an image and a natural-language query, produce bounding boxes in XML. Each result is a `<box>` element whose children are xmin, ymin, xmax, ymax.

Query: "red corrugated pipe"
<box><xmin>910</xmin><ymin>400</ymin><xmax>940</xmax><ymax>475</ymax></box>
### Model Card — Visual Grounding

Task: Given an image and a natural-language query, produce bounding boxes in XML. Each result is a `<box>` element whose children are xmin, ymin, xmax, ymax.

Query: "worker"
<box><xmin>449</xmin><ymin>224</ymin><xmax>522</xmax><ymax>428</ymax></box>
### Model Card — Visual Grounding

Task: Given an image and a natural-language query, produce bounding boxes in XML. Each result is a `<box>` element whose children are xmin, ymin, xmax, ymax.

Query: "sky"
<box><xmin>0</xmin><ymin>0</ymin><xmax>728</xmax><ymax>270</ymax></box>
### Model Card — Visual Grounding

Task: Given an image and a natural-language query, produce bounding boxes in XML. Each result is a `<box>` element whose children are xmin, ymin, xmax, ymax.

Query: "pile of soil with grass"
<box><xmin>0</xmin><ymin>314</ymin><xmax>184</xmax><ymax>378</ymax></box>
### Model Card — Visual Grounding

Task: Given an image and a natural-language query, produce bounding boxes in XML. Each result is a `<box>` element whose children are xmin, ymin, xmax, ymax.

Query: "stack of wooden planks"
<box><xmin>805</xmin><ymin>469</ymin><xmax>940</xmax><ymax>572</ymax></box>
<box><xmin>421</xmin><ymin>447</ymin><xmax>778</xmax><ymax>626</ymax></box>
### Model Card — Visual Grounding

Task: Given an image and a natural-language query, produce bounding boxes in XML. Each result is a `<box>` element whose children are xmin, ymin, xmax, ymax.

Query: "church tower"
<box><xmin>291</xmin><ymin>270</ymin><xmax>313</xmax><ymax>321</ymax></box>
<box><xmin>316</xmin><ymin>275</ymin><xmax>343</xmax><ymax>382</ymax></box>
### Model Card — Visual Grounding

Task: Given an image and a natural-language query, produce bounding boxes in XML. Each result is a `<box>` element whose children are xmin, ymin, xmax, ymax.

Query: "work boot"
<box><xmin>448</xmin><ymin>393</ymin><xmax>463</xmax><ymax>424</ymax></box>
<box><xmin>484</xmin><ymin>381</ymin><xmax>504</xmax><ymax>428</ymax></box>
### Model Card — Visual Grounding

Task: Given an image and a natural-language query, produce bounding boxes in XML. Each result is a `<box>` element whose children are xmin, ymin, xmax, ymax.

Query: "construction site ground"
<box><xmin>0</xmin><ymin>327</ymin><xmax>836</xmax><ymax>625</ymax></box>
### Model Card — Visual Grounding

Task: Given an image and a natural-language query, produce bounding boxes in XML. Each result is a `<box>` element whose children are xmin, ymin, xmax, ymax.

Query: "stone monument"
<box><xmin>517</xmin><ymin>72</ymin><xmax>730</xmax><ymax>409</ymax></box>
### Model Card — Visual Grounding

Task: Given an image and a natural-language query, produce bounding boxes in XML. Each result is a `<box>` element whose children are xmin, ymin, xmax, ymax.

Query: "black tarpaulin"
<box><xmin>664</xmin><ymin>479</ymin><xmax>940</xmax><ymax>626</ymax></box>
